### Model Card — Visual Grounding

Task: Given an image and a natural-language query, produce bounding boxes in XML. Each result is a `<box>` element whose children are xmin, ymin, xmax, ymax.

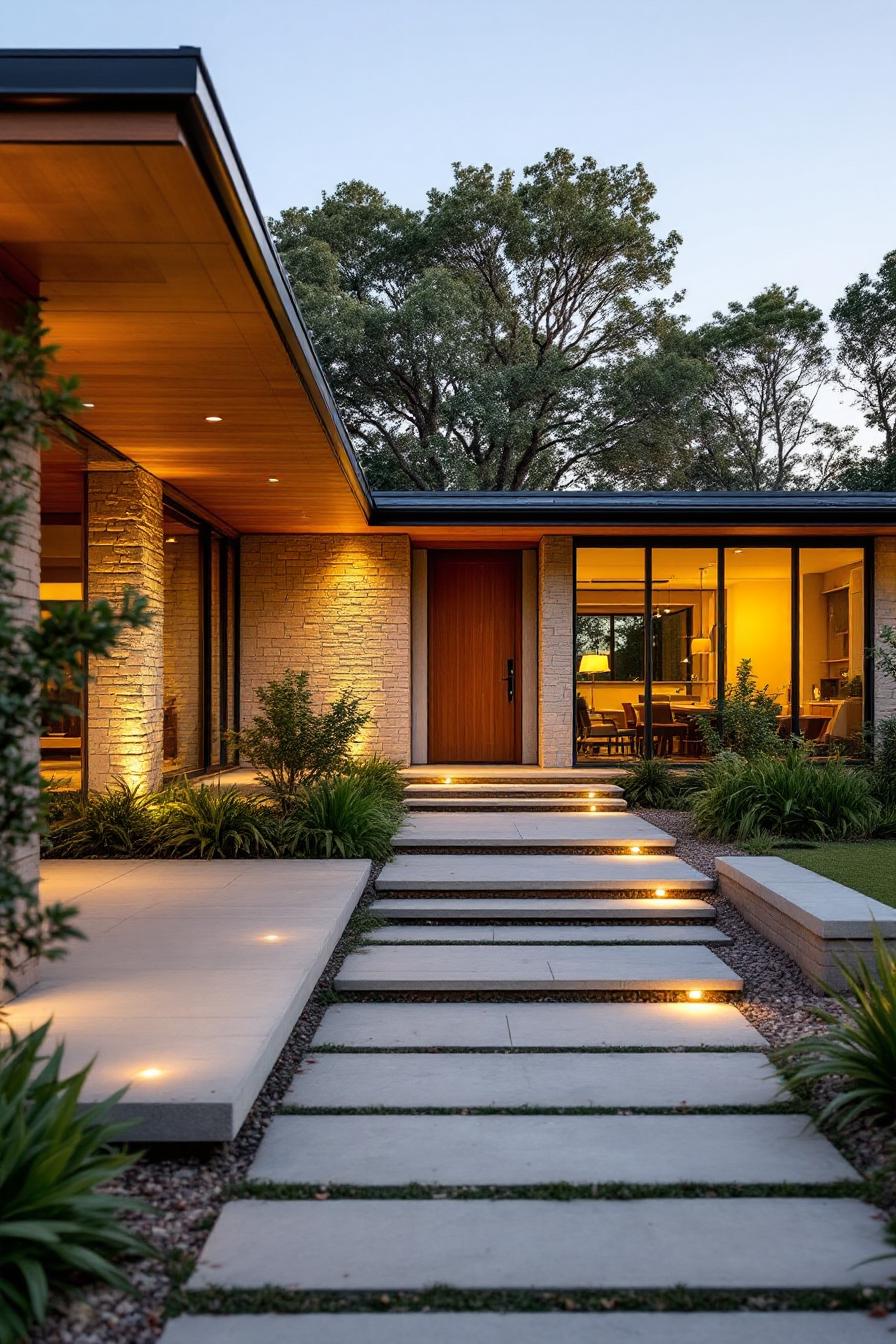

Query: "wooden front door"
<box><xmin>428</xmin><ymin>550</ymin><xmax>522</xmax><ymax>763</ymax></box>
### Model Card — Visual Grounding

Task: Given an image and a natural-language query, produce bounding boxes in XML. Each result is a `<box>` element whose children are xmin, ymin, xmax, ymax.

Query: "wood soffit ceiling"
<box><xmin>0</xmin><ymin>106</ymin><xmax>369</xmax><ymax>534</ymax></box>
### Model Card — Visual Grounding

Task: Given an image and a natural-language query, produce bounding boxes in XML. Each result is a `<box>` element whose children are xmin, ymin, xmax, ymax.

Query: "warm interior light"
<box><xmin>579</xmin><ymin>652</ymin><xmax>610</xmax><ymax>675</ymax></box>
<box><xmin>655</xmin><ymin>887</ymin><xmax>667</xmax><ymax>897</ymax></box>
<box><xmin>691</xmin><ymin>636</ymin><xmax>712</xmax><ymax>654</ymax></box>
<box><xmin>629</xmin><ymin>845</ymin><xmax>642</xmax><ymax>855</ymax></box>
<box><xmin>687</xmin><ymin>989</ymin><xmax>704</xmax><ymax>1001</ymax></box>
<box><xmin>205</xmin><ymin>415</ymin><xmax>223</xmax><ymax>422</ymax></box>
<box><xmin>135</xmin><ymin>1066</ymin><xmax>164</xmax><ymax>1080</ymax></box>
<box><xmin>260</xmin><ymin>933</ymin><xmax>281</xmax><ymax>943</ymax></box>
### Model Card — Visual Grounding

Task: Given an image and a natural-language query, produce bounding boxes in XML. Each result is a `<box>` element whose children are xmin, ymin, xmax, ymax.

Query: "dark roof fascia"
<box><xmin>371</xmin><ymin>490</ymin><xmax>896</xmax><ymax>528</ymax></box>
<box><xmin>0</xmin><ymin>47</ymin><xmax>374</xmax><ymax>519</ymax></box>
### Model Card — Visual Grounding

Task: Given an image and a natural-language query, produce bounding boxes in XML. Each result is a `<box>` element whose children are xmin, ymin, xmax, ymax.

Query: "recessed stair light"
<box><xmin>629</xmin><ymin>845</ymin><xmax>642</xmax><ymax>855</ymax></box>
<box><xmin>687</xmin><ymin>989</ymin><xmax>704</xmax><ymax>1001</ymax></box>
<box><xmin>655</xmin><ymin>887</ymin><xmax>667</xmax><ymax>897</ymax></box>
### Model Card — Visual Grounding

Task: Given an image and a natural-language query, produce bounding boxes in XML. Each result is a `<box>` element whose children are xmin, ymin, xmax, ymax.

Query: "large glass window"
<box><xmin>40</xmin><ymin>435</ymin><xmax>86</xmax><ymax>792</ymax></box>
<box><xmin>573</xmin><ymin>541</ymin><xmax>867</xmax><ymax>765</ymax></box>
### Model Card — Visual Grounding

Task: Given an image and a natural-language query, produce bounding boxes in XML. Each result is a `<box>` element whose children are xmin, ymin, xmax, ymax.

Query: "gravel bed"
<box><xmin>31</xmin><ymin>817</ymin><xmax>896</xmax><ymax>1341</ymax></box>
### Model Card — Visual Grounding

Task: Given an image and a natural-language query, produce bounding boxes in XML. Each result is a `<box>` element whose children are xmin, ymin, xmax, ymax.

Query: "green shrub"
<box><xmin>870</xmin><ymin>715</ymin><xmax>896</xmax><ymax>807</ymax></box>
<box><xmin>341</xmin><ymin>753</ymin><xmax>405</xmax><ymax>805</ymax></box>
<box><xmin>618</xmin><ymin>757</ymin><xmax>700</xmax><ymax>809</ymax></box>
<box><xmin>279</xmin><ymin>775</ymin><xmax>402</xmax><ymax>860</ymax></box>
<box><xmin>690</xmin><ymin>749</ymin><xmax>880</xmax><ymax>843</ymax></box>
<box><xmin>771</xmin><ymin>927</ymin><xmax>896</xmax><ymax>1130</ymax></box>
<box><xmin>699</xmin><ymin>657</ymin><xmax>784</xmax><ymax>759</ymax></box>
<box><xmin>0</xmin><ymin>1022</ymin><xmax>146</xmax><ymax>1341</ymax></box>
<box><xmin>46</xmin><ymin>780</ymin><xmax>160</xmax><ymax>859</ymax></box>
<box><xmin>157</xmin><ymin>784</ymin><xmax>277</xmax><ymax>859</ymax></box>
<box><xmin>233</xmin><ymin>669</ymin><xmax>370</xmax><ymax>808</ymax></box>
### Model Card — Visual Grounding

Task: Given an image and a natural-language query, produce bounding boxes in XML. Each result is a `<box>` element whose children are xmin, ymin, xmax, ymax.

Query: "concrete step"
<box><xmin>334</xmin><ymin>944</ymin><xmax>742</xmax><ymax>993</ymax></box>
<box><xmin>406</xmin><ymin>796</ymin><xmax>629</xmax><ymax>811</ymax></box>
<box><xmin>401</xmin><ymin>768</ymin><xmax>624</xmax><ymax>784</ymax></box>
<box><xmin>365</xmin><ymin>925</ymin><xmax>730</xmax><ymax>945</ymax></box>
<box><xmin>249</xmin><ymin>1113</ymin><xmax>857</xmax><ymax>1188</ymax></box>
<box><xmin>160</xmin><ymin>1313</ymin><xmax>896</xmax><ymax>1344</ymax></box>
<box><xmin>372</xmin><ymin>897</ymin><xmax>715</xmax><ymax>920</ymax></box>
<box><xmin>376</xmin><ymin>854</ymin><xmax>713</xmax><ymax>893</ymax></box>
<box><xmin>394</xmin><ymin>814</ymin><xmax>676</xmax><ymax>851</ymax></box>
<box><xmin>405</xmin><ymin>782</ymin><xmax>623</xmax><ymax>796</ymax></box>
<box><xmin>284</xmin><ymin>1050</ymin><xmax>782</xmax><ymax>1110</ymax></box>
<box><xmin>312</xmin><ymin>1002</ymin><xmax>766</xmax><ymax>1049</ymax></box>
<box><xmin>189</xmin><ymin>1197</ymin><xmax>893</xmax><ymax>1290</ymax></box>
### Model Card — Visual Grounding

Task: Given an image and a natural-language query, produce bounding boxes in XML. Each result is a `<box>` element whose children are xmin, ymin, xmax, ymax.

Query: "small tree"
<box><xmin>1</xmin><ymin>309</ymin><xmax>150</xmax><ymax>994</ymax></box>
<box><xmin>700</xmin><ymin>658</ymin><xmax>783</xmax><ymax>759</ymax></box>
<box><xmin>234</xmin><ymin>669</ymin><xmax>370</xmax><ymax>808</ymax></box>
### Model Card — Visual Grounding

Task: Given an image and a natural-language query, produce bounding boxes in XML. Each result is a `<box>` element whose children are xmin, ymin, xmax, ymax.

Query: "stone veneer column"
<box><xmin>87</xmin><ymin>465</ymin><xmax>164</xmax><ymax>792</ymax></box>
<box><xmin>874</xmin><ymin>537</ymin><xmax>896</xmax><ymax>724</ymax></box>
<box><xmin>239</xmin><ymin>534</ymin><xmax>412</xmax><ymax>762</ymax></box>
<box><xmin>538</xmin><ymin>535</ymin><xmax>574</xmax><ymax>767</ymax></box>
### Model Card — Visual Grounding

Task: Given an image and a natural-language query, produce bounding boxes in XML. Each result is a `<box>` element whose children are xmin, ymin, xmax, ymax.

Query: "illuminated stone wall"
<box><xmin>162</xmin><ymin>532</ymin><xmax>201</xmax><ymax>773</ymax></box>
<box><xmin>875</xmin><ymin>537</ymin><xmax>896</xmax><ymax>722</ymax></box>
<box><xmin>86</xmin><ymin>466</ymin><xmax>164</xmax><ymax>791</ymax></box>
<box><xmin>240</xmin><ymin>534</ymin><xmax>412</xmax><ymax>762</ymax></box>
<box><xmin>538</xmin><ymin>535</ymin><xmax>574</xmax><ymax>767</ymax></box>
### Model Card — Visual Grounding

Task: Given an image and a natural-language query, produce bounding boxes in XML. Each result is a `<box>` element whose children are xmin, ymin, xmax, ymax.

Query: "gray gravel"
<box><xmin>30</xmin><ymin>818</ymin><xmax>896</xmax><ymax>1342</ymax></box>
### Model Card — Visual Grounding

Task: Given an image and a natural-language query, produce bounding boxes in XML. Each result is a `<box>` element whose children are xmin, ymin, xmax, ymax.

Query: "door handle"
<box><xmin>502</xmin><ymin>658</ymin><xmax>515</xmax><ymax>703</ymax></box>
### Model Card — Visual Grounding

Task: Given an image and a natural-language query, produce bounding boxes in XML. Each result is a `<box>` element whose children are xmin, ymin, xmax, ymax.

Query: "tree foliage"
<box><xmin>829</xmin><ymin>250</ymin><xmax>896</xmax><ymax>489</ymax></box>
<box><xmin>0</xmin><ymin>309</ymin><xmax>151</xmax><ymax>994</ymax></box>
<box><xmin>271</xmin><ymin>150</ymin><xmax>701</xmax><ymax>490</ymax></box>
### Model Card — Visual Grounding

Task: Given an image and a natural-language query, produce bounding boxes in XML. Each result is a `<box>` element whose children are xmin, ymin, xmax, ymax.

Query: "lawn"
<box><xmin>771</xmin><ymin>840</ymin><xmax>896</xmax><ymax>908</ymax></box>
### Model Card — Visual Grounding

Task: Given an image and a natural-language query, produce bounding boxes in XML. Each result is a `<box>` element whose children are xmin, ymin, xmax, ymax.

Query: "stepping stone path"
<box><xmin>172</xmin><ymin>769</ymin><xmax>892</xmax><ymax>1342</ymax></box>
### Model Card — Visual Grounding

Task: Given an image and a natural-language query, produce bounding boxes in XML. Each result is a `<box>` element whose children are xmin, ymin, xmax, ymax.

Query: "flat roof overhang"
<box><xmin>0</xmin><ymin>48</ymin><xmax>372</xmax><ymax>533</ymax></box>
<box><xmin>370</xmin><ymin>490</ymin><xmax>896</xmax><ymax>540</ymax></box>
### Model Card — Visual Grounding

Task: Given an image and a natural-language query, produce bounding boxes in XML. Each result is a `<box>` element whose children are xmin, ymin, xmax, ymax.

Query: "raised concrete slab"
<box><xmin>373</xmin><ymin>896</ymin><xmax>716</xmax><ymax>920</ymax></box>
<box><xmin>284</xmin><ymin>1050</ymin><xmax>783</xmax><ymax>1109</ymax></box>
<box><xmin>407</xmin><ymin>796</ymin><xmax>628</xmax><ymax>810</ymax></box>
<box><xmin>160</xmin><ymin>1313</ymin><xmax>896</xmax><ymax>1344</ymax></box>
<box><xmin>335</xmin><ymin>944</ymin><xmax>742</xmax><ymax>992</ymax></box>
<box><xmin>365</xmin><ymin>924</ymin><xmax>730</xmax><ymax>944</ymax></box>
<box><xmin>717</xmin><ymin>855</ymin><xmax>896</xmax><ymax>990</ymax></box>
<box><xmin>401</xmin><ymin>766</ymin><xmax>622</xmax><ymax>782</ymax></box>
<box><xmin>249</xmin><ymin>1113</ymin><xmax>856</xmax><ymax>1186</ymax></box>
<box><xmin>312</xmin><ymin>1002</ymin><xmax>766</xmax><ymax>1049</ymax></box>
<box><xmin>189</xmin><ymin>1197</ymin><xmax>894</xmax><ymax>1289</ymax></box>
<box><xmin>394</xmin><ymin>813</ymin><xmax>675</xmax><ymax>849</ymax></box>
<box><xmin>376</xmin><ymin>854</ymin><xmax>712</xmax><ymax>891</ymax></box>
<box><xmin>3</xmin><ymin>860</ymin><xmax>369</xmax><ymax>1141</ymax></box>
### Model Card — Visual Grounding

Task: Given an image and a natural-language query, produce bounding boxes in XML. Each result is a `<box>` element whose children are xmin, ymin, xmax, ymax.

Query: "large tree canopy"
<box><xmin>271</xmin><ymin>150</ymin><xmax>700</xmax><ymax>490</ymax></box>
<box><xmin>829</xmin><ymin>250</ymin><xmax>896</xmax><ymax>488</ymax></box>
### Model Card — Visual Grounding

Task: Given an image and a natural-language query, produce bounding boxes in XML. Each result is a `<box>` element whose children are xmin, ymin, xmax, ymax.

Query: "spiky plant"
<box><xmin>157</xmin><ymin>784</ymin><xmax>277</xmax><ymax>859</ymax></box>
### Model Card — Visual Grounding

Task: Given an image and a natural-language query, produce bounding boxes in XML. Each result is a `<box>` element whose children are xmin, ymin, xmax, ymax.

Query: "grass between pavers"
<box><xmin>770</xmin><ymin>840</ymin><xmax>896</xmax><ymax>907</ymax></box>
<box><xmin>228</xmin><ymin>1179</ymin><xmax>868</xmax><ymax>1202</ymax></box>
<box><xmin>169</xmin><ymin>1285</ymin><xmax>896</xmax><ymax>1318</ymax></box>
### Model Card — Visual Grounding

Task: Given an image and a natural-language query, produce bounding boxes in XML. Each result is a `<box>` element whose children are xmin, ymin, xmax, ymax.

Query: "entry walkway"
<box><xmin>170</xmin><ymin>775</ymin><xmax>892</xmax><ymax>1339</ymax></box>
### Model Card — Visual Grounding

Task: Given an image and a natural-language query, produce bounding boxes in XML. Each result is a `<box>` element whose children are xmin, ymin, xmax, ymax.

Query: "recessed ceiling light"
<box><xmin>734</xmin><ymin>548</ymin><xmax>744</xmax><ymax>554</ymax></box>
<box><xmin>165</xmin><ymin>536</ymin><xmax>177</xmax><ymax>544</ymax></box>
<box><xmin>268</xmin><ymin>476</ymin><xmax>280</xmax><ymax>483</ymax></box>
<box><xmin>81</xmin><ymin>401</ymin><xmax>95</xmax><ymax>408</ymax></box>
<box><xmin>205</xmin><ymin>415</ymin><xmax>223</xmax><ymax>423</ymax></box>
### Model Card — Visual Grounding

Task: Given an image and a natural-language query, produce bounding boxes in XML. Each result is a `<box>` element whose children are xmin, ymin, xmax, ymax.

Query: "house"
<box><xmin>3</xmin><ymin>48</ymin><xmax>895</xmax><ymax>795</ymax></box>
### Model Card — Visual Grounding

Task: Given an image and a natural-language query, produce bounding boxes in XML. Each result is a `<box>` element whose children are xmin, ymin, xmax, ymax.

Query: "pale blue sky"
<box><xmin>6</xmin><ymin>0</ymin><xmax>896</xmax><ymax>431</ymax></box>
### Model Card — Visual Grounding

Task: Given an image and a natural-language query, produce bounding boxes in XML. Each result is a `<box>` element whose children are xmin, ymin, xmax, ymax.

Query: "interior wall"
<box><xmin>724</xmin><ymin>578</ymin><xmax>791</xmax><ymax>702</ymax></box>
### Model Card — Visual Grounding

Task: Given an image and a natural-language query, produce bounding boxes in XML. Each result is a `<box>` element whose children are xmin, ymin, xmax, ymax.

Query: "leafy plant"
<box><xmin>157</xmin><ymin>784</ymin><xmax>277</xmax><ymax>860</ymax></box>
<box><xmin>618</xmin><ymin>756</ymin><xmax>699</xmax><ymax>808</ymax></box>
<box><xmin>690</xmin><ymin>749</ymin><xmax>880</xmax><ymax>843</ymax></box>
<box><xmin>771</xmin><ymin>927</ymin><xmax>896</xmax><ymax>1131</ymax></box>
<box><xmin>0</xmin><ymin>1022</ymin><xmax>147</xmax><ymax>1342</ymax></box>
<box><xmin>1</xmin><ymin>309</ymin><xmax>151</xmax><ymax>993</ymax></box>
<box><xmin>233</xmin><ymin>669</ymin><xmax>370</xmax><ymax>808</ymax></box>
<box><xmin>699</xmin><ymin>658</ymin><xmax>784</xmax><ymax>759</ymax></box>
<box><xmin>341</xmin><ymin>753</ymin><xmax>405</xmax><ymax>806</ymax></box>
<box><xmin>45</xmin><ymin>780</ymin><xmax>160</xmax><ymax>859</ymax></box>
<box><xmin>279</xmin><ymin>775</ymin><xmax>402</xmax><ymax>860</ymax></box>
<box><xmin>869</xmin><ymin>715</ymin><xmax>896</xmax><ymax>807</ymax></box>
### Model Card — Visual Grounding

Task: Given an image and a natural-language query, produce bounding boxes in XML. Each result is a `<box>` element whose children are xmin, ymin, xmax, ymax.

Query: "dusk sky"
<box><xmin>7</xmin><ymin>0</ymin><xmax>895</xmax><ymax>432</ymax></box>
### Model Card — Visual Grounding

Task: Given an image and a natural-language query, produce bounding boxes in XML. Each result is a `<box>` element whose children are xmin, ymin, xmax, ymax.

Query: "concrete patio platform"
<box><xmin>394</xmin><ymin>813</ymin><xmax>675</xmax><ymax>849</ymax></box>
<box><xmin>372</xmin><ymin>896</ymin><xmax>716</xmax><ymax>919</ymax></box>
<box><xmin>3</xmin><ymin>859</ymin><xmax>369</xmax><ymax>1141</ymax></box>
<box><xmin>376</xmin><ymin>854</ymin><xmax>710</xmax><ymax>889</ymax></box>
<box><xmin>283</xmin><ymin>1050</ymin><xmax>783</xmax><ymax>1109</ymax></box>
<box><xmin>190</xmin><ymin>1197</ymin><xmax>894</xmax><ymax>1290</ymax></box>
<box><xmin>160</xmin><ymin>1312</ymin><xmax>895</xmax><ymax>1344</ymax></box>
<box><xmin>365</xmin><ymin>924</ymin><xmax>730</xmax><ymax>943</ymax></box>
<box><xmin>249</xmin><ymin>1113</ymin><xmax>856</xmax><ymax>1186</ymax></box>
<box><xmin>312</xmin><ymin>1001</ymin><xmax>766</xmax><ymax>1048</ymax></box>
<box><xmin>335</xmin><ymin>943</ymin><xmax>742</xmax><ymax>992</ymax></box>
